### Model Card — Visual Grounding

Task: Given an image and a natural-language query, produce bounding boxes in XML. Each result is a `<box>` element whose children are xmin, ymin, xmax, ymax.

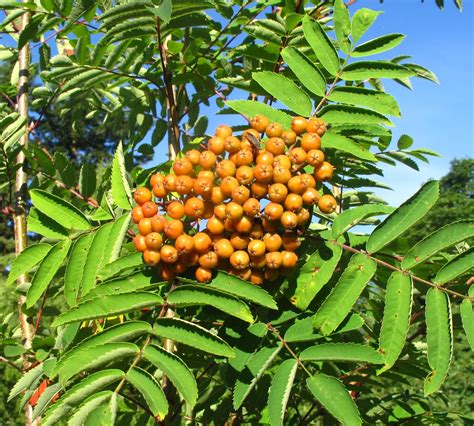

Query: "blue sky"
<box><xmin>158</xmin><ymin>0</ymin><xmax>473</xmax><ymax>207</ymax></box>
<box><xmin>351</xmin><ymin>0</ymin><xmax>474</xmax><ymax>205</ymax></box>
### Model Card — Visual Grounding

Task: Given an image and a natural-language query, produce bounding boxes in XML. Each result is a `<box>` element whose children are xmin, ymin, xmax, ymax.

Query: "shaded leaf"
<box><xmin>42</xmin><ymin>370</ymin><xmax>124</xmax><ymax>426</ymax></box>
<box><xmin>79</xmin><ymin>163</ymin><xmax>96</xmax><ymax>198</ymax></box>
<box><xmin>267</xmin><ymin>359</ymin><xmax>298</xmax><ymax>426</ymax></box>
<box><xmin>126</xmin><ymin>367</ymin><xmax>168</xmax><ymax>419</ymax></box>
<box><xmin>8</xmin><ymin>363</ymin><xmax>43</xmax><ymax>402</ymax></box>
<box><xmin>306</xmin><ymin>374</ymin><xmax>361</xmax><ymax>425</ymax></box>
<box><xmin>52</xmin><ymin>322</ymin><xmax>151</xmax><ymax>380</ymax></box>
<box><xmin>67</xmin><ymin>391</ymin><xmax>113</xmax><ymax>425</ymax></box>
<box><xmin>233</xmin><ymin>345</ymin><xmax>282</xmax><ymax>410</ymax></box>
<box><xmin>460</xmin><ymin>297</ymin><xmax>474</xmax><ymax>350</ymax></box>
<box><xmin>32</xmin><ymin>383</ymin><xmax>62</xmax><ymax>420</ymax></box>
<box><xmin>143</xmin><ymin>345</ymin><xmax>198</xmax><ymax>407</ymax></box>
<box><xmin>301</xmin><ymin>343</ymin><xmax>383</xmax><ymax>363</ymax></box>
<box><xmin>55</xmin><ymin>342</ymin><xmax>138</xmax><ymax>384</ymax></box>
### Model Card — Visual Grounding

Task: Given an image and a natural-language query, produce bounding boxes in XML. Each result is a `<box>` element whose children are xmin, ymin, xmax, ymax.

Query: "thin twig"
<box><xmin>0</xmin><ymin>356</ymin><xmax>23</xmax><ymax>372</ymax></box>
<box><xmin>331</xmin><ymin>240</ymin><xmax>471</xmax><ymax>300</ymax></box>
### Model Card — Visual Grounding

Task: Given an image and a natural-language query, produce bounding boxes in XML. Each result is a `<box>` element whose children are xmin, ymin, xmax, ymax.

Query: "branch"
<box><xmin>330</xmin><ymin>240</ymin><xmax>471</xmax><ymax>300</ymax></box>
<box><xmin>13</xmin><ymin>5</ymin><xmax>34</xmax><ymax>425</ymax></box>
<box><xmin>156</xmin><ymin>20</ymin><xmax>180</xmax><ymax>159</ymax></box>
<box><xmin>0</xmin><ymin>356</ymin><xmax>23</xmax><ymax>372</ymax></box>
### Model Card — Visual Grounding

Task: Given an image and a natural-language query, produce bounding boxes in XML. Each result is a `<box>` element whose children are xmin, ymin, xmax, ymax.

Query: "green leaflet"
<box><xmin>81</xmin><ymin>222</ymin><xmax>114</xmax><ymax>296</ymax></box>
<box><xmin>143</xmin><ymin>345</ymin><xmax>198</xmax><ymax>407</ymax></box>
<box><xmin>284</xmin><ymin>317</ymin><xmax>323</xmax><ymax>343</ymax></box>
<box><xmin>64</xmin><ymin>233</ymin><xmax>93</xmax><ymax>307</ymax></box>
<box><xmin>352</xmin><ymin>33</ymin><xmax>405</xmax><ymax>57</ymax></box>
<box><xmin>82</xmin><ymin>272</ymin><xmax>161</xmax><ymax>300</ymax></box>
<box><xmin>281</xmin><ymin>47</ymin><xmax>326</xmax><ymax>97</ymax></box>
<box><xmin>306</xmin><ymin>374</ymin><xmax>361</xmax><ymax>426</ymax></box>
<box><xmin>401</xmin><ymin>221</ymin><xmax>474</xmax><ymax>270</ymax></box>
<box><xmin>333</xmin><ymin>0</ymin><xmax>351</xmax><ymax>54</ymax></box>
<box><xmin>6</xmin><ymin>243</ymin><xmax>52</xmax><ymax>286</ymax></box>
<box><xmin>252</xmin><ymin>72</ymin><xmax>312</xmax><ymax>117</ymax></box>
<box><xmin>32</xmin><ymin>383</ymin><xmax>62</xmax><ymax>421</ymax></box>
<box><xmin>52</xmin><ymin>322</ymin><xmax>151</xmax><ymax>379</ymax></box>
<box><xmin>41</xmin><ymin>370</ymin><xmax>124</xmax><ymax>426</ymax></box>
<box><xmin>126</xmin><ymin>367</ymin><xmax>168</xmax><ymax>420</ymax></box>
<box><xmin>207</xmin><ymin>271</ymin><xmax>277</xmax><ymax>309</ymax></box>
<box><xmin>320</xmin><ymin>104</ymin><xmax>393</xmax><ymax>127</ymax></box>
<box><xmin>328</xmin><ymin>86</ymin><xmax>401</xmax><ymax>117</ymax></box>
<box><xmin>153</xmin><ymin>318</ymin><xmax>234</xmax><ymax>357</ymax></box>
<box><xmin>97</xmin><ymin>252</ymin><xmax>143</xmax><ymax>281</ymax></box>
<box><xmin>322</xmin><ymin>132</ymin><xmax>377</xmax><ymax>162</ymax></box>
<box><xmin>55</xmin><ymin>342</ymin><xmax>138</xmax><ymax>384</ymax></box>
<box><xmin>313</xmin><ymin>253</ymin><xmax>377</xmax><ymax>335</ymax></box>
<box><xmin>28</xmin><ymin>207</ymin><xmax>69</xmax><ymax>239</ymax></box>
<box><xmin>99</xmin><ymin>214</ymin><xmax>132</xmax><ymax>270</ymax></box>
<box><xmin>377</xmin><ymin>272</ymin><xmax>413</xmax><ymax>374</ymax></box>
<box><xmin>226</xmin><ymin>100</ymin><xmax>292</xmax><ymax>128</ymax></box>
<box><xmin>434</xmin><ymin>248</ymin><xmax>474</xmax><ymax>285</ymax></box>
<box><xmin>67</xmin><ymin>391</ymin><xmax>113</xmax><ymax>426</ymax></box>
<box><xmin>30</xmin><ymin>189</ymin><xmax>91</xmax><ymax>230</ymax></box>
<box><xmin>8</xmin><ymin>363</ymin><xmax>43</xmax><ymax>402</ymax></box>
<box><xmin>331</xmin><ymin>204</ymin><xmax>394</xmax><ymax>238</ymax></box>
<box><xmin>366</xmin><ymin>180</ymin><xmax>440</xmax><ymax>254</ymax></box>
<box><xmin>291</xmin><ymin>241</ymin><xmax>342</xmax><ymax>311</ymax></box>
<box><xmin>111</xmin><ymin>142</ymin><xmax>132</xmax><ymax>209</ymax></box>
<box><xmin>460</xmin><ymin>298</ymin><xmax>474</xmax><ymax>350</ymax></box>
<box><xmin>341</xmin><ymin>61</ymin><xmax>415</xmax><ymax>81</ymax></box>
<box><xmin>302</xmin><ymin>15</ymin><xmax>339</xmax><ymax>76</ymax></box>
<box><xmin>300</xmin><ymin>343</ymin><xmax>383</xmax><ymax>363</ymax></box>
<box><xmin>233</xmin><ymin>345</ymin><xmax>282</xmax><ymax>410</ymax></box>
<box><xmin>167</xmin><ymin>285</ymin><xmax>254</xmax><ymax>323</ymax></box>
<box><xmin>424</xmin><ymin>288</ymin><xmax>453</xmax><ymax>396</ymax></box>
<box><xmin>351</xmin><ymin>8</ymin><xmax>382</xmax><ymax>42</ymax></box>
<box><xmin>26</xmin><ymin>239</ymin><xmax>72</xmax><ymax>308</ymax></box>
<box><xmin>267</xmin><ymin>359</ymin><xmax>298</xmax><ymax>426</ymax></box>
<box><xmin>52</xmin><ymin>292</ymin><xmax>163</xmax><ymax>327</ymax></box>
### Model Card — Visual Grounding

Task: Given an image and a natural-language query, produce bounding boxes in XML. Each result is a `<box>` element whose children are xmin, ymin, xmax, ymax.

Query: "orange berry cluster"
<box><xmin>131</xmin><ymin>115</ymin><xmax>337</xmax><ymax>284</ymax></box>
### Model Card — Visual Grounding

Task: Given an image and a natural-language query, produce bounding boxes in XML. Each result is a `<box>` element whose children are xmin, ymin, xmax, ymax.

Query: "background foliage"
<box><xmin>0</xmin><ymin>0</ymin><xmax>472</xmax><ymax>425</ymax></box>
